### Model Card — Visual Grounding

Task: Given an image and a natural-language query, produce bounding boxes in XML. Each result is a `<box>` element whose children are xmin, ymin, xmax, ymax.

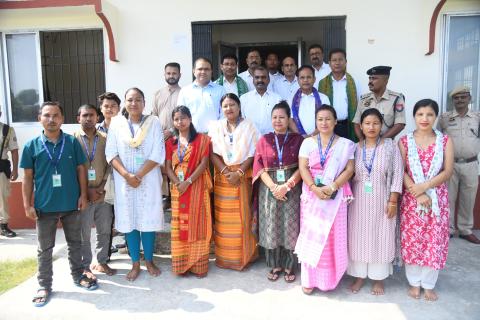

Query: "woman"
<box><xmin>252</xmin><ymin>101</ymin><xmax>303</xmax><ymax>282</ymax></box>
<box><xmin>295</xmin><ymin>104</ymin><xmax>355</xmax><ymax>295</ymax></box>
<box><xmin>347</xmin><ymin>108</ymin><xmax>404</xmax><ymax>295</ymax></box>
<box><xmin>165</xmin><ymin>106</ymin><xmax>212</xmax><ymax>277</ymax></box>
<box><xmin>105</xmin><ymin>87</ymin><xmax>165</xmax><ymax>281</ymax></box>
<box><xmin>399</xmin><ymin>99</ymin><xmax>453</xmax><ymax>301</ymax></box>
<box><xmin>209</xmin><ymin>93</ymin><xmax>260</xmax><ymax>271</ymax></box>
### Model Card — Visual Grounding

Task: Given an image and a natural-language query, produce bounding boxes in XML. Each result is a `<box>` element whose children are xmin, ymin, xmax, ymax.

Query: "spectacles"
<box><xmin>453</xmin><ymin>94</ymin><xmax>470</xmax><ymax>100</ymax></box>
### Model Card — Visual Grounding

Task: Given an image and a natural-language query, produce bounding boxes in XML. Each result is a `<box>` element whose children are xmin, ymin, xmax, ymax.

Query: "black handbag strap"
<box><xmin>0</xmin><ymin>124</ymin><xmax>10</xmax><ymax>158</ymax></box>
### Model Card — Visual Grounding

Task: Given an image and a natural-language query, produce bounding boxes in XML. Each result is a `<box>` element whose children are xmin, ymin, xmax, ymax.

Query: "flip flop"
<box><xmin>75</xmin><ymin>274</ymin><xmax>99</xmax><ymax>291</ymax></box>
<box><xmin>284</xmin><ymin>270</ymin><xmax>296</xmax><ymax>283</ymax></box>
<box><xmin>267</xmin><ymin>269</ymin><xmax>282</xmax><ymax>282</ymax></box>
<box><xmin>32</xmin><ymin>288</ymin><xmax>51</xmax><ymax>307</ymax></box>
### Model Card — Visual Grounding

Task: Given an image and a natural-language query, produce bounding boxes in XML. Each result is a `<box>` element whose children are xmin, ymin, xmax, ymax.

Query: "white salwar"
<box><xmin>105</xmin><ymin>115</ymin><xmax>165</xmax><ymax>233</ymax></box>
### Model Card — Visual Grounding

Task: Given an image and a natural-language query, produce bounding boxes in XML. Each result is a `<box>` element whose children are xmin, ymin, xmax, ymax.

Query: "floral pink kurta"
<box><xmin>399</xmin><ymin>135</ymin><xmax>449</xmax><ymax>270</ymax></box>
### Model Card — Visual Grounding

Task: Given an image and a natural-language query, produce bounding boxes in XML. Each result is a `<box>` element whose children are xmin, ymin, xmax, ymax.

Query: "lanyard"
<box><xmin>128</xmin><ymin>115</ymin><xmax>144</xmax><ymax>138</ymax></box>
<box><xmin>41</xmin><ymin>133</ymin><xmax>65</xmax><ymax>172</ymax></box>
<box><xmin>177</xmin><ymin>140</ymin><xmax>189</xmax><ymax>163</ymax></box>
<box><xmin>81</xmin><ymin>134</ymin><xmax>99</xmax><ymax>164</ymax></box>
<box><xmin>274</xmin><ymin>131</ymin><xmax>289</xmax><ymax>167</ymax></box>
<box><xmin>317</xmin><ymin>134</ymin><xmax>335</xmax><ymax>168</ymax></box>
<box><xmin>227</xmin><ymin>118</ymin><xmax>241</xmax><ymax>145</ymax></box>
<box><xmin>362</xmin><ymin>137</ymin><xmax>381</xmax><ymax>176</ymax></box>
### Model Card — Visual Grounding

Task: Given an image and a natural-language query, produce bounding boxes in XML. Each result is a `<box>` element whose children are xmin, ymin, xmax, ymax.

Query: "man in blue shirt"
<box><xmin>21</xmin><ymin>101</ymin><xmax>94</xmax><ymax>307</ymax></box>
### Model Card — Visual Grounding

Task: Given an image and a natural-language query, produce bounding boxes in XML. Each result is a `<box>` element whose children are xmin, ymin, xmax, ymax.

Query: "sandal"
<box><xmin>267</xmin><ymin>269</ymin><xmax>282</xmax><ymax>282</ymax></box>
<box><xmin>302</xmin><ymin>287</ymin><xmax>314</xmax><ymax>295</ymax></box>
<box><xmin>32</xmin><ymin>288</ymin><xmax>51</xmax><ymax>307</ymax></box>
<box><xmin>284</xmin><ymin>270</ymin><xmax>296</xmax><ymax>283</ymax></box>
<box><xmin>75</xmin><ymin>274</ymin><xmax>99</xmax><ymax>291</ymax></box>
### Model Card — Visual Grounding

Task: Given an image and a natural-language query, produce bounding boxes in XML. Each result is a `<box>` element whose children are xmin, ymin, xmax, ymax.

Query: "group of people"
<box><xmin>1</xmin><ymin>44</ymin><xmax>477</xmax><ymax>308</ymax></box>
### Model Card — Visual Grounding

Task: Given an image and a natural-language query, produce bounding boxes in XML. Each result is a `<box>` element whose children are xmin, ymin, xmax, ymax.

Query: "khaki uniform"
<box><xmin>437</xmin><ymin>109</ymin><xmax>480</xmax><ymax>236</ymax></box>
<box><xmin>0</xmin><ymin>123</ymin><xmax>18</xmax><ymax>224</ymax></box>
<box><xmin>352</xmin><ymin>89</ymin><xmax>406</xmax><ymax>134</ymax></box>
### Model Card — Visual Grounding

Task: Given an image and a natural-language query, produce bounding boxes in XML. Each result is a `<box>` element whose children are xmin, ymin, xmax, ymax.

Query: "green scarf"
<box><xmin>215</xmin><ymin>75</ymin><xmax>249</xmax><ymax>97</ymax></box>
<box><xmin>319</xmin><ymin>72</ymin><xmax>358</xmax><ymax>142</ymax></box>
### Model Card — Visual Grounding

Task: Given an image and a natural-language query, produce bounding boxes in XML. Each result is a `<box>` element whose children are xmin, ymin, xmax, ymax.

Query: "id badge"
<box><xmin>227</xmin><ymin>151</ymin><xmax>233</xmax><ymax>161</ymax></box>
<box><xmin>178</xmin><ymin>170</ymin><xmax>185</xmax><ymax>182</ymax></box>
<box><xmin>276</xmin><ymin>169</ymin><xmax>286</xmax><ymax>182</ymax></box>
<box><xmin>134</xmin><ymin>154</ymin><xmax>144</xmax><ymax>166</ymax></box>
<box><xmin>364</xmin><ymin>181</ymin><xmax>373</xmax><ymax>193</ymax></box>
<box><xmin>314</xmin><ymin>174</ymin><xmax>323</xmax><ymax>186</ymax></box>
<box><xmin>52</xmin><ymin>174</ymin><xmax>62</xmax><ymax>187</ymax></box>
<box><xmin>87</xmin><ymin>168</ymin><xmax>96</xmax><ymax>181</ymax></box>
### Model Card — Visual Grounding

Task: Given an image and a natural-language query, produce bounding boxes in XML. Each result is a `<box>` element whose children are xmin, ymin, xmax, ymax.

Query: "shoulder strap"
<box><xmin>0</xmin><ymin>124</ymin><xmax>10</xmax><ymax>156</ymax></box>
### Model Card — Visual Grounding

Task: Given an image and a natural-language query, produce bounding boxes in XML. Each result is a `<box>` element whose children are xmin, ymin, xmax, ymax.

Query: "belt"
<box><xmin>454</xmin><ymin>156</ymin><xmax>478</xmax><ymax>164</ymax></box>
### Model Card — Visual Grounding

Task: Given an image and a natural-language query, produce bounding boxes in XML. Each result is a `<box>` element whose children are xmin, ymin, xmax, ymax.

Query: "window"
<box><xmin>442</xmin><ymin>14</ymin><xmax>480</xmax><ymax>111</ymax></box>
<box><xmin>2</xmin><ymin>29</ymin><xmax>105</xmax><ymax>124</ymax></box>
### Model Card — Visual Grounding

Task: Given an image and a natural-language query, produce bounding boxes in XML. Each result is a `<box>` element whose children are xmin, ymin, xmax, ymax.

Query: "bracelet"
<box><xmin>237</xmin><ymin>168</ymin><xmax>245</xmax><ymax>177</ymax></box>
<box><xmin>329</xmin><ymin>184</ymin><xmax>336</xmax><ymax>192</ymax></box>
<box><xmin>220</xmin><ymin>166</ymin><xmax>228</xmax><ymax>174</ymax></box>
<box><xmin>270</xmin><ymin>184</ymin><xmax>278</xmax><ymax>192</ymax></box>
<box><xmin>287</xmin><ymin>179</ymin><xmax>296</xmax><ymax>188</ymax></box>
<box><xmin>187</xmin><ymin>177</ymin><xmax>193</xmax><ymax>185</ymax></box>
<box><xmin>388</xmin><ymin>204</ymin><xmax>397</xmax><ymax>207</ymax></box>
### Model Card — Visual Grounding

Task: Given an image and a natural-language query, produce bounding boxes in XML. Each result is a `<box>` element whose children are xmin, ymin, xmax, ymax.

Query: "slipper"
<box><xmin>75</xmin><ymin>274</ymin><xmax>98</xmax><ymax>291</ymax></box>
<box><xmin>32</xmin><ymin>288</ymin><xmax>51</xmax><ymax>307</ymax></box>
<box><xmin>267</xmin><ymin>269</ymin><xmax>282</xmax><ymax>282</ymax></box>
<box><xmin>302</xmin><ymin>287</ymin><xmax>314</xmax><ymax>295</ymax></box>
<box><xmin>284</xmin><ymin>270</ymin><xmax>296</xmax><ymax>283</ymax></box>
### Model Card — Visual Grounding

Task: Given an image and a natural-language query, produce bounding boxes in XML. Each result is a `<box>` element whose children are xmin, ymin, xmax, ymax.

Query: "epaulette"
<box><xmin>360</xmin><ymin>92</ymin><xmax>372</xmax><ymax>100</ymax></box>
<box><xmin>387</xmin><ymin>89</ymin><xmax>403</xmax><ymax>97</ymax></box>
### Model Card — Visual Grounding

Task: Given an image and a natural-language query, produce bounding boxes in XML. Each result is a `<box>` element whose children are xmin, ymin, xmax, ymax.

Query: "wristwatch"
<box><xmin>187</xmin><ymin>177</ymin><xmax>193</xmax><ymax>185</ymax></box>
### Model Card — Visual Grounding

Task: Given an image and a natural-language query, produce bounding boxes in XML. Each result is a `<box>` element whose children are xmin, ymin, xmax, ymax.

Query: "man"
<box><xmin>352</xmin><ymin>66</ymin><xmax>406</xmax><ymax>140</ymax></box>
<box><xmin>272</xmin><ymin>56</ymin><xmax>300</xmax><ymax>101</ymax></box>
<box><xmin>238</xmin><ymin>49</ymin><xmax>262</xmax><ymax>92</ymax></box>
<box><xmin>97</xmin><ymin>92</ymin><xmax>121</xmax><ymax>133</ymax></box>
<box><xmin>177</xmin><ymin>57</ymin><xmax>226</xmax><ymax>133</ymax></box>
<box><xmin>0</xmin><ymin>110</ymin><xmax>18</xmax><ymax>238</ymax></box>
<box><xmin>21</xmin><ymin>101</ymin><xmax>94</xmax><ymax>307</ymax></box>
<box><xmin>437</xmin><ymin>86</ymin><xmax>480</xmax><ymax>244</ymax></box>
<box><xmin>318</xmin><ymin>48</ymin><xmax>360</xmax><ymax>141</ymax></box>
<box><xmin>240</xmin><ymin>66</ymin><xmax>282</xmax><ymax>135</ymax></box>
<box><xmin>288</xmin><ymin>65</ymin><xmax>331</xmax><ymax>136</ymax></box>
<box><xmin>75</xmin><ymin>104</ymin><xmax>116</xmax><ymax>277</ymax></box>
<box><xmin>215</xmin><ymin>54</ymin><xmax>249</xmax><ymax>97</ymax></box>
<box><xmin>152</xmin><ymin>62</ymin><xmax>181</xmax><ymax>208</ymax></box>
<box><xmin>265</xmin><ymin>53</ymin><xmax>283</xmax><ymax>90</ymax></box>
<box><xmin>309</xmin><ymin>44</ymin><xmax>331</xmax><ymax>89</ymax></box>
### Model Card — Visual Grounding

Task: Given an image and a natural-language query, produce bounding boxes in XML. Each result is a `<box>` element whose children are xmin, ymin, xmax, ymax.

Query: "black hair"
<box><xmin>247</xmin><ymin>48</ymin><xmax>261</xmax><ymax>56</ymax></box>
<box><xmin>220</xmin><ymin>93</ymin><xmax>242</xmax><ymax>117</ymax></box>
<box><xmin>221</xmin><ymin>54</ymin><xmax>238</xmax><ymax>64</ymax></box>
<box><xmin>125</xmin><ymin>87</ymin><xmax>145</xmax><ymax>100</ymax></box>
<box><xmin>193</xmin><ymin>57</ymin><xmax>213</xmax><ymax>69</ymax></box>
<box><xmin>77</xmin><ymin>104</ymin><xmax>99</xmax><ymax>116</ymax></box>
<box><xmin>360</xmin><ymin>108</ymin><xmax>383</xmax><ymax>123</ymax></box>
<box><xmin>296</xmin><ymin>65</ymin><xmax>315</xmax><ymax>77</ymax></box>
<box><xmin>171</xmin><ymin>105</ymin><xmax>198</xmax><ymax>144</ymax></box>
<box><xmin>308</xmin><ymin>44</ymin><xmax>324</xmax><ymax>53</ymax></box>
<box><xmin>271</xmin><ymin>101</ymin><xmax>291</xmax><ymax>118</ymax></box>
<box><xmin>98</xmin><ymin>92</ymin><xmax>121</xmax><ymax>106</ymax></box>
<box><xmin>315</xmin><ymin>104</ymin><xmax>337</xmax><ymax>120</ymax></box>
<box><xmin>165</xmin><ymin>62</ymin><xmax>181</xmax><ymax>71</ymax></box>
<box><xmin>413</xmin><ymin>98</ymin><xmax>439</xmax><ymax>117</ymax></box>
<box><xmin>39</xmin><ymin>101</ymin><xmax>63</xmax><ymax>116</ymax></box>
<box><xmin>328</xmin><ymin>48</ymin><xmax>347</xmax><ymax>61</ymax></box>
<box><xmin>282</xmin><ymin>56</ymin><xmax>297</xmax><ymax>66</ymax></box>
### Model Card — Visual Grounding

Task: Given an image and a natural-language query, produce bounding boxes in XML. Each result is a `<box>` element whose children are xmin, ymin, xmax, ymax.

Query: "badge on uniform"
<box><xmin>276</xmin><ymin>169</ymin><xmax>286</xmax><ymax>183</ymax></box>
<box><xmin>134</xmin><ymin>154</ymin><xmax>144</xmax><ymax>166</ymax></box>
<box><xmin>178</xmin><ymin>170</ymin><xmax>185</xmax><ymax>182</ymax></box>
<box><xmin>314</xmin><ymin>174</ymin><xmax>323</xmax><ymax>186</ymax></box>
<box><xmin>52</xmin><ymin>174</ymin><xmax>62</xmax><ymax>188</ymax></box>
<box><xmin>88</xmin><ymin>168</ymin><xmax>96</xmax><ymax>181</ymax></box>
<box><xmin>364</xmin><ymin>181</ymin><xmax>373</xmax><ymax>193</ymax></box>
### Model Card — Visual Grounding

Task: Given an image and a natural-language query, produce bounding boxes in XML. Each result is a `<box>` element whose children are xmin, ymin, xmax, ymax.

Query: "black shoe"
<box><xmin>0</xmin><ymin>224</ymin><xmax>16</xmax><ymax>238</ymax></box>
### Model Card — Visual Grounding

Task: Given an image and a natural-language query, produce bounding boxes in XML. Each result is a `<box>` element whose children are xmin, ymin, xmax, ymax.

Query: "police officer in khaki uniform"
<box><xmin>353</xmin><ymin>66</ymin><xmax>406</xmax><ymax>139</ymax></box>
<box><xmin>437</xmin><ymin>86</ymin><xmax>480</xmax><ymax>244</ymax></box>
<box><xmin>0</xmin><ymin>110</ymin><xmax>19</xmax><ymax>238</ymax></box>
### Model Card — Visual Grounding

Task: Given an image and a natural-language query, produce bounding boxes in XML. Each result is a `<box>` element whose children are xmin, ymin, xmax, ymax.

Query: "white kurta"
<box><xmin>105</xmin><ymin>115</ymin><xmax>165</xmax><ymax>233</ymax></box>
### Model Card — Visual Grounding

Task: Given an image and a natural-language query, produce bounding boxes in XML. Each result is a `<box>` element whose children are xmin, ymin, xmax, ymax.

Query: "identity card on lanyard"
<box><xmin>315</xmin><ymin>134</ymin><xmax>335</xmax><ymax>186</ymax></box>
<box><xmin>274</xmin><ymin>132</ymin><xmax>289</xmax><ymax>182</ymax></box>
<box><xmin>129</xmin><ymin>116</ymin><xmax>145</xmax><ymax>166</ymax></box>
<box><xmin>362</xmin><ymin>138</ymin><xmax>380</xmax><ymax>193</ymax></box>
<box><xmin>81</xmin><ymin>135</ymin><xmax>99</xmax><ymax>181</ymax></box>
<box><xmin>41</xmin><ymin>134</ymin><xmax>66</xmax><ymax>188</ymax></box>
<box><xmin>177</xmin><ymin>141</ymin><xmax>189</xmax><ymax>181</ymax></box>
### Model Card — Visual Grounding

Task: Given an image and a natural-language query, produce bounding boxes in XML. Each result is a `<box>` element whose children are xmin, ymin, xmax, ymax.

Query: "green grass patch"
<box><xmin>0</xmin><ymin>258</ymin><xmax>37</xmax><ymax>295</ymax></box>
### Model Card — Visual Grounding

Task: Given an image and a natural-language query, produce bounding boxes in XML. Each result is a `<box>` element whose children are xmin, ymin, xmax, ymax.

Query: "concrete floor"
<box><xmin>0</xmin><ymin>229</ymin><xmax>479</xmax><ymax>320</ymax></box>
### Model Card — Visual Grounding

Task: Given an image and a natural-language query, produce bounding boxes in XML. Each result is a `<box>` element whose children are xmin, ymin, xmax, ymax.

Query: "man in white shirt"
<box><xmin>309</xmin><ymin>44</ymin><xmax>331</xmax><ymax>89</ymax></box>
<box><xmin>318</xmin><ymin>48</ymin><xmax>361</xmax><ymax>141</ymax></box>
<box><xmin>272</xmin><ymin>56</ymin><xmax>300</xmax><ymax>101</ymax></box>
<box><xmin>214</xmin><ymin>54</ymin><xmax>249</xmax><ymax>97</ymax></box>
<box><xmin>238</xmin><ymin>49</ymin><xmax>262</xmax><ymax>92</ymax></box>
<box><xmin>240</xmin><ymin>66</ymin><xmax>282</xmax><ymax>135</ymax></box>
<box><xmin>288</xmin><ymin>65</ymin><xmax>331</xmax><ymax>137</ymax></box>
<box><xmin>177</xmin><ymin>57</ymin><xmax>226</xmax><ymax>133</ymax></box>
<box><xmin>265</xmin><ymin>53</ymin><xmax>283</xmax><ymax>89</ymax></box>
